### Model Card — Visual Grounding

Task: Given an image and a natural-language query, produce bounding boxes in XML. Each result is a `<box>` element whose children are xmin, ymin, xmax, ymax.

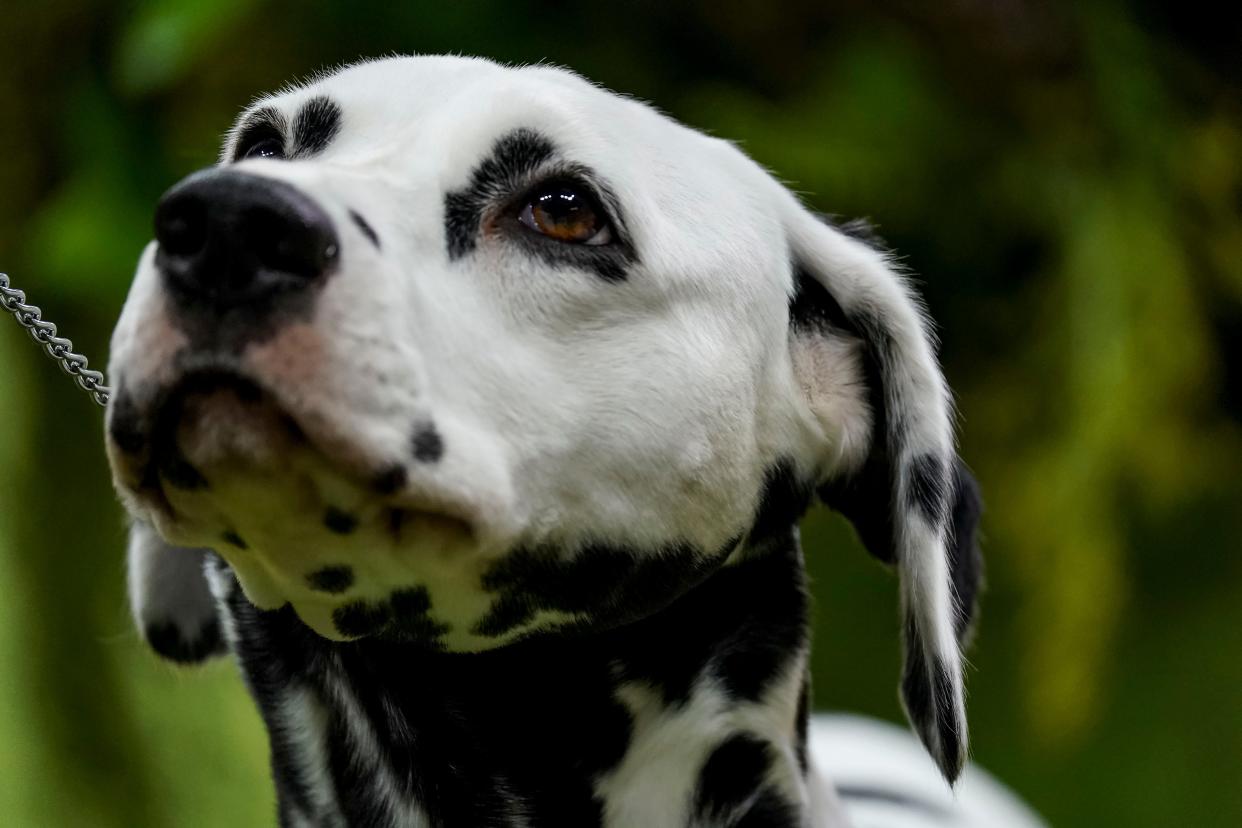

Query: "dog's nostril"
<box><xmin>246</xmin><ymin>209</ymin><xmax>339</xmax><ymax>278</ymax></box>
<box><xmin>154</xmin><ymin>169</ymin><xmax>339</xmax><ymax>310</ymax></box>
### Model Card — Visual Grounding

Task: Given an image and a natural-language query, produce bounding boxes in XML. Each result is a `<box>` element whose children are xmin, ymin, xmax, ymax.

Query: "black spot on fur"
<box><xmin>900</xmin><ymin>614</ymin><xmax>934</xmax><ymax>745</ymax></box>
<box><xmin>907</xmin><ymin>453</ymin><xmax>949</xmax><ymax>525</ymax></box>
<box><xmin>349</xmin><ymin>209</ymin><xmax>380</xmax><ymax>248</ymax></box>
<box><xmin>388</xmin><ymin>586</ymin><xmax>451</xmax><ymax>645</ymax></box>
<box><xmin>219</xmin><ymin>522</ymin><xmax>813</xmax><ymax>825</ymax></box>
<box><xmin>900</xmin><ymin>615</ymin><xmax>964</xmax><ymax>783</ymax></box>
<box><xmin>332</xmin><ymin>600</ymin><xmax>391</xmax><ymax>638</ymax></box>
<box><xmin>291</xmin><ymin>96</ymin><xmax>342</xmax><ymax>157</ymax></box>
<box><xmin>933</xmin><ymin>663</ymin><xmax>963</xmax><ymax>780</ymax></box>
<box><xmin>748</xmin><ymin>460</ymin><xmax>816</xmax><ymax>546</ymax></box>
<box><xmin>948</xmin><ymin>459</ymin><xmax>984</xmax><ymax>639</ymax></box>
<box><xmin>702</xmin><ymin>463</ymin><xmax>813</xmax><ymax>702</ymax></box>
<box><xmin>371</xmin><ymin>464</ymin><xmax>407</xmax><ymax>495</ymax></box>
<box><xmin>443</xmin><ymin>128</ymin><xmax>636</xmax><ymax>282</ymax></box>
<box><xmin>222</xmin><ymin>530</ymin><xmax>248</xmax><ymax>549</ymax></box>
<box><xmin>144</xmin><ymin>619</ymin><xmax>224</xmax><ymax>664</ymax></box>
<box><xmin>695</xmin><ymin>734</ymin><xmax>773</xmax><ymax>820</ymax></box>
<box><xmin>411</xmin><ymin>424</ymin><xmax>444</xmax><ymax>463</ymax></box>
<box><xmin>323</xmin><ymin>507</ymin><xmax>358</xmax><ymax>535</ymax></box>
<box><xmin>473</xmin><ymin>538</ymin><xmax>732</xmax><ymax>640</ymax></box>
<box><xmin>307</xmin><ymin>565</ymin><xmax>354</xmax><ymax>594</ymax></box>
<box><xmin>620</xmin><ymin>534</ymin><xmax>807</xmax><ymax>706</ymax></box>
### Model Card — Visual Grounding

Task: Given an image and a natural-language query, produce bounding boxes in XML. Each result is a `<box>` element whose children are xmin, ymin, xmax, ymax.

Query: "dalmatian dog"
<box><xmin>105</xmin><ymin>56</ymin><xmax>1045</xmax><ymax>827</ymax></box>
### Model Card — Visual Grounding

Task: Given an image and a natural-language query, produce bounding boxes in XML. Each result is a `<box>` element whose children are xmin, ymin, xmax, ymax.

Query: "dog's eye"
<box><xmin>240</xmin><ymin>138</ymin><xmax>285</xmax><ymax>161</ymax></box>
<box><xmin>517</xmin><ymin>184</ymin><xmax>612</xmax><ymax>245</ymax></box>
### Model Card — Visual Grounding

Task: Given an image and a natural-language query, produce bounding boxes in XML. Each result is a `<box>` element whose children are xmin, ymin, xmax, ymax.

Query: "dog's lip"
<box><xmin>113</xmin><ymin>366</ymin><xmax>477</xmax><ymax>534</ymax></box>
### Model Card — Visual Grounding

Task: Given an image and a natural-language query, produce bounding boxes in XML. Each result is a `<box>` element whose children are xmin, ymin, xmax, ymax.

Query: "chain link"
<box><xmin>0</xmin><ymin>272</ymin><xmax>111</xmax><ymax>407</ymax></box>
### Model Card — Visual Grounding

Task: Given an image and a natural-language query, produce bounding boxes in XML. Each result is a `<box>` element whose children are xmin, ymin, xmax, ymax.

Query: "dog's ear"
<box><xmin>785</xmin><ymin>213</ymin><xmax>982</xmax><ymax>784</ymax></box>
<box><xmin>127</xmin><ymin>521</ymin><xmax>226</xmax><ymax>664</ymax></box>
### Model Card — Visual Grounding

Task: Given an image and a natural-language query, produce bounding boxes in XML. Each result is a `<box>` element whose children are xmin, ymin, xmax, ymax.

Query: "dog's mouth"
<box><xmin>107</xmin><ymin>365</ymin><xmax>488</xmax><ymax>642</ymax></box>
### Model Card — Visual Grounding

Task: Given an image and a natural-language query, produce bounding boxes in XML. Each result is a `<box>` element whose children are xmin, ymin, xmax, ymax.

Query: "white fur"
<box><xmin>810</xmin><ymin>716</ymin><xmax>1047</xmax><ymax>828</ymax></box>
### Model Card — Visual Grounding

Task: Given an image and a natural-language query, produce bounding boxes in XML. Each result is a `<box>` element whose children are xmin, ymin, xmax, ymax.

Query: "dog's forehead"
<box><xmin>231</xmin><ymin>56</ymin><xmax>739</xmax><ymax>189</ymax></box>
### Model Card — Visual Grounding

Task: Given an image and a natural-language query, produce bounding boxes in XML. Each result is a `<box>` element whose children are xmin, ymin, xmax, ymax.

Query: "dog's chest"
<box><xmin>207</xmin><ymin>542</ymin><xmax>813</xmax><ymax>827</ymax></box>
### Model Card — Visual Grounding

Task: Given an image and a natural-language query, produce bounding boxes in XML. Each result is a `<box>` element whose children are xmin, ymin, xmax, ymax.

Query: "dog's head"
<box><xmin>105</xmin><ymin>56</ymin><xmax>981</xmax><ymax>781</ymax></box>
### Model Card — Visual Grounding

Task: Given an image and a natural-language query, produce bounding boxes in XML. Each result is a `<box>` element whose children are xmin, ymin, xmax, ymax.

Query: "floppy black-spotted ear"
<box><xmin>127</xmin><ymin>521</ymin><xmax>226</xmax><ymax>664</ymax></box>
<box><xmin>785</xmin><ymin>212</ymin><xmax>982</xmax><ymax>784</ymax></box>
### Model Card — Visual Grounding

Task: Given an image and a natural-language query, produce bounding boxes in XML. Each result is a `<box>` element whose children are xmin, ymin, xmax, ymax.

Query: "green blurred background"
<box><xmin>2</xmin><ymin>1</ymin><xmax>1240</xmax><ymax>825</ymax></box>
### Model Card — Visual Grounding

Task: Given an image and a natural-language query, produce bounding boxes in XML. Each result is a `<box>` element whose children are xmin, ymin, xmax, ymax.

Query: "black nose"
<box><xmin>154</xmin><ymin>169</ymin><xmax>338</xmax><ymax>310</ymax></box>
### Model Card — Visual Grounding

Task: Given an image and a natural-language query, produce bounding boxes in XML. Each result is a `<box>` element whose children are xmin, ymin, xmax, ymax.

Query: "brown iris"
<box><xmin>517</xmin><ymin>184</ymin><xmax>611</xmax><ymax>245</ymax></box>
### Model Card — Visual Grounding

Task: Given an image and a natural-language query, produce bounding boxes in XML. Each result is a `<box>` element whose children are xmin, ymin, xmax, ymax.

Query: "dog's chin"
<box><xmin>109</xmin><ymin>369</ymin><xmax>490</xmax><ymax>645</ymax></box>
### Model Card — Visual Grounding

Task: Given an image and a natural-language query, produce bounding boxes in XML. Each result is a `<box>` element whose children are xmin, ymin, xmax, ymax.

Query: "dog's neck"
<box><xmin>212</xmin><ymin>524</ymin><xmax>817</xmax><ymax>827</ymax></box>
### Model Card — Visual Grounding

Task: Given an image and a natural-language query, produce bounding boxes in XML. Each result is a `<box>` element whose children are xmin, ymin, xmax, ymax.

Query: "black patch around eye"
<box><xmin>291</xmin><ymin>96</ymin><xmax>342</xmax><ymax>158</ymax></box>
<box><xmin>695</xmin><ymin>734</ymin><xmax>774</xmax><ymax>819</ymax></box>
<box><xmin>232</xmin><ymin>107</ymin><xmax>287</xmax><ymax>162</ymax></box>
<box><xmin>442</xmin><ymin>128</ymin><xmax>636</xmax><ymax>282</ymax></box>
<box><xmin>411</xmin><ymin>423</ymin><xmax>444</xmax><ymax>463</ymax></box>
<box><xmin>307</xmin><ymin>565</ymin><xmax>354</xmax><ymax>594</ymax></box>
<box><xmin>444</xmin><ymin>128</ymin><xmax>554</xmax><ymax>259</ymax></box>
<box><xmin>323</xmin><ymin>507</ymin><xmax>358</xmax><ymax>534</ymax></box>
<box><xmin>349</xmin><ymin>210</ymin><xmax>380</xmax><ymax>249</ymax></box>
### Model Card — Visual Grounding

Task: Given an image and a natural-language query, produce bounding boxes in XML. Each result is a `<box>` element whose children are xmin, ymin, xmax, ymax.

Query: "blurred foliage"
<box><xmin>2</xmin><ymin>1</ymin><xmax>1240</xmax><ymax>825</ymax></box>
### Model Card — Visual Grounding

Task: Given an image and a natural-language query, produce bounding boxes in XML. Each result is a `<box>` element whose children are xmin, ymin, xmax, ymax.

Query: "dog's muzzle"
<box><xmin>105</xmin><ymin>170</ymin><xmax>504</xmax><ymax>644</ymax></box>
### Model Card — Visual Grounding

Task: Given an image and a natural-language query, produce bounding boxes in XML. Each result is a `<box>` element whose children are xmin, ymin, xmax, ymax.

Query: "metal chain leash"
<box><xmin>0</xmin><ymin>272</ymin><xmax>111</xmax><ymax>407</ymax></box>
